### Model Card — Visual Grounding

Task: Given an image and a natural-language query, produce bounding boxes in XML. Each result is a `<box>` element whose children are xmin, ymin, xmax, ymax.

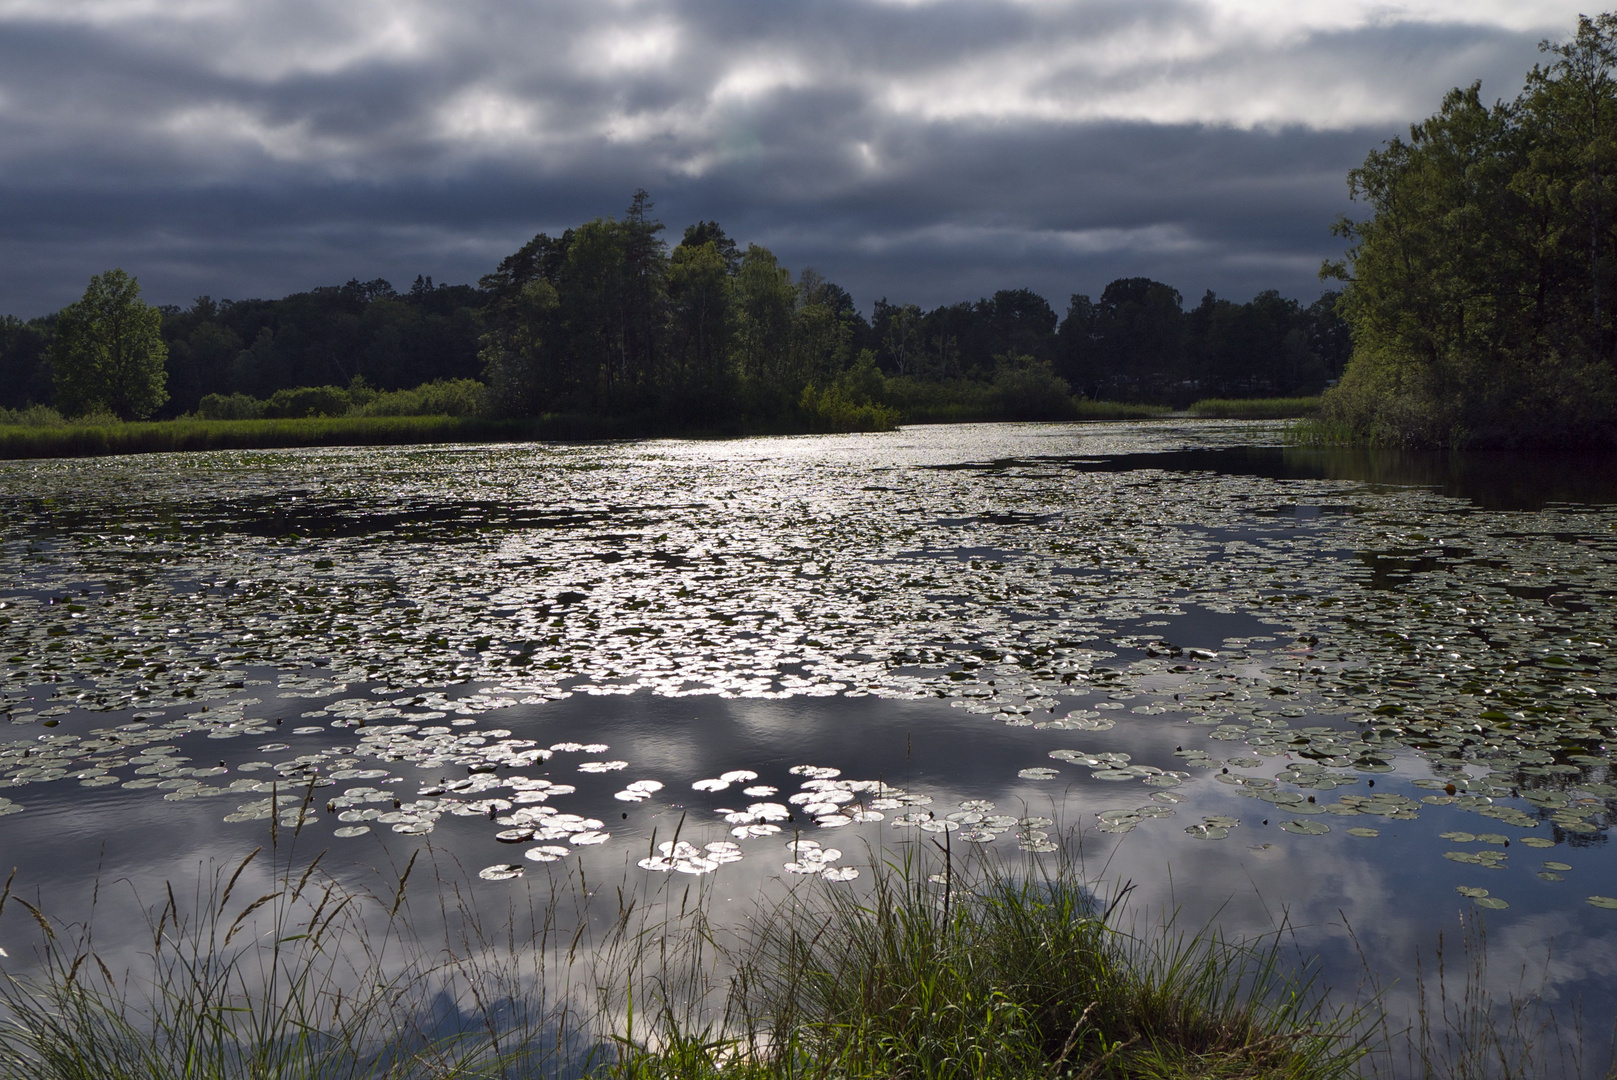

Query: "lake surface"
<box><xmin>3</xmin><ymin>420</ymin><xmax>1616</xmax><ymax>1055</ymax></box>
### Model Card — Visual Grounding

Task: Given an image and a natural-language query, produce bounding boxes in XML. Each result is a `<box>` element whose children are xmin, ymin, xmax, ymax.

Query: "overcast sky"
<box><xmin>0</xmin><ymin>0</ymin><xmax>1597</xmax><ymax>318</ymax></box>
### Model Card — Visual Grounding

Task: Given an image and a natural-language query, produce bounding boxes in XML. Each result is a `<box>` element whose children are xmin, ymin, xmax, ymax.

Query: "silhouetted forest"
<box><xmin>1</xmin><ymin>191</ymin><xmax>1347</xmax><ymax>423</ymax></box>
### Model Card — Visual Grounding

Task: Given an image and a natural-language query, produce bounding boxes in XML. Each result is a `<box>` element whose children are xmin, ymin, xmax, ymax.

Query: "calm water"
<box><xmin>3</xmin><ymin>420</ymin><xmax>1616</xmax><ymax>1045</ymax></box>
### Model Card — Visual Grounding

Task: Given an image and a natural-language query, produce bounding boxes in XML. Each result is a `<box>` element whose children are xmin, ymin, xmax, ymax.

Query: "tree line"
<box><xmin>2</xmin><ymin>190</ymin><xmax>1347</xmax><ymax>424</ymax></box>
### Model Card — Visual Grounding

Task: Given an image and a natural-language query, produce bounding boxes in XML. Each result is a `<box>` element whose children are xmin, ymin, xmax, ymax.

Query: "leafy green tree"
<box><xmin>872</xmin><ymin>299</ymin><xmax>923</xmax><ymax>375</ymax></box>
<box><xmin>993</xmin><ymin>354</ymin><xmax>1076</xmax><ymax>419</ymax></box>
<box><xmin>1086</xmin><ymin>278</ymin><xmax>1186</xmax><ymax>400</ymax></box>
<box><xmin>0</xmin><ymin>315</ymin><xmax>52</xmax><ymax>410</ymax></box>
<box><xmin>732</xmin><ymin>244</ymin><xmax>796</xmax><ymax>389</ymax></box>
<box><xmin>667</xmin><ymin>238</ymin><xmax>735</xmax><ymax>401</ymax></box>
<box><xmin>792</xmin><ymin>268</ymin><xmax>856</xmax><ymax>386</ymax></box>
<box><xmin>478</xmin><ymin>278</ymin><xmax>560</xmax><ymax>416</ymax></box>
<box><xmin>1323</xmin><ymin>13</ymin><xmax>1617</xmax><ymax>445</ymax></box>
<box><xmin>51</xmin><ymin>269</ymin><xmax>169</xmax><ymax>419</ymax></box>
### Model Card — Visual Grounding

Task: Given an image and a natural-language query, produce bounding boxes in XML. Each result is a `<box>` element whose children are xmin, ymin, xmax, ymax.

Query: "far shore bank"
<box><xmin>0</xmin><ymin>397</ymin><xmax>1321</xmax><ymax>460</ymax></box>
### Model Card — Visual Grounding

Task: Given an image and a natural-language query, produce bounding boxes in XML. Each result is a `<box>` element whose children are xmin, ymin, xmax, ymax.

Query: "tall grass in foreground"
<box><xmin>0</xmin><ymin>784</ymin><xmax>627</xmax><ymax>1080</ymax></box>
<box><xmin>4</xmin><ymin>827</ymin><xmax>1609</xmax><ymax>1080</ymax></box>
<box><xmin>1186</xmin><ymin>397</ymin><xmax>1323</xmax><ymax>420</ymax></box>
<box><xmin>611</xmin><ymin>850</ymin><xmax>1367</xmax><ymax>1080</ymax></box>
<box><xmin>1351</xmin><ymin>914</ymin><xmax>1617</xmax><ymax>1080</ymax></box>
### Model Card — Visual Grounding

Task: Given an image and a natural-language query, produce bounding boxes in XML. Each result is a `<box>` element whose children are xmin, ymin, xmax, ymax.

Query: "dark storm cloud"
<box><xmin>0</xmin><ymin>0</ymin><xmax>1592</xmax><ymax>316</ymax></box>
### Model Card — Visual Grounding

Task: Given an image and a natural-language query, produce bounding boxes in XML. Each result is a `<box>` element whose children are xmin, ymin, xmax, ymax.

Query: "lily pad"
<box><xmin>1280</xmin><ymin>820</ymin><xmax>1330</xmax><ymax>835</ymax></box>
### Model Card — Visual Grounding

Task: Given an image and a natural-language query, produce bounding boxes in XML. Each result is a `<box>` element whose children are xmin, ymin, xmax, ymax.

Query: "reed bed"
<box><xmin>0</xmin><ymin>415</ymin><xmax>547</xmax><ymax>460</ymax></box>
<box><xmin>1185</xmin><ymin>397</ymin><xmax>1323</xmax><ymax>419</ymax></box>
<box><xmin>1072</xmin><ymin>401</ymin><xmax>1174</xmax><ymax>421</ymax></box>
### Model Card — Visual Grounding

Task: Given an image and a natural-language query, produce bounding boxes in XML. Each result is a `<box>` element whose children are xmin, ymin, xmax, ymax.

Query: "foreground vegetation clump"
<box><xmin>611</xmin><ymin>855</ymin><xmax>1364</xmax><ymax>1080</ymax></box>
<box><xmin>0</xmin><ymin>837</ymin><xmax>1366</xmax><ymax>1080</ymax></box>
<box><xmin>1319</xmin><ymin>13</ymin><xmax>1617</xmax><ymax>449</ymax></box>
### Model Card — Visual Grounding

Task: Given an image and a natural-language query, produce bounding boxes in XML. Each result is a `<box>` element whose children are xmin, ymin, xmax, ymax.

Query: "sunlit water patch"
<box><xmin>3</xmin><ymin>421</ymin><xmax>1617</xmax><ymax>1043</ymax></box>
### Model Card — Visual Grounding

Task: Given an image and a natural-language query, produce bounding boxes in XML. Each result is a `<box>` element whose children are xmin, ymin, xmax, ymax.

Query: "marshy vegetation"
<box><xmin>0</xmin><ymin>828</ymin><xmax>1371</xmax><ymax>1080</ymax></box>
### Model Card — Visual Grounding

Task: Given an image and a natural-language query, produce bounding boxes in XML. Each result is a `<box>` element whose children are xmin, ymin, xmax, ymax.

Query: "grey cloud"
<box><xmin>0</xmin><ymin>0</ymin><xmax>1589</xmax><ymax>316</ymax></box>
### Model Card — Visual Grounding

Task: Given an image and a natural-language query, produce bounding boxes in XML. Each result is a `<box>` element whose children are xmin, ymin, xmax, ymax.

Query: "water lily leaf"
<box><xmin>1280</xmin><ymin>820</ymin><xmax>1330</xmax><ymax>835</ymax></box>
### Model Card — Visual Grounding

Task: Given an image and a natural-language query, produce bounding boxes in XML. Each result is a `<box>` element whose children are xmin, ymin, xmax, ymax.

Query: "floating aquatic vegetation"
<box><xmin>1186</xmin><ymin>814</ymin><xmax>1240</xmax><ymax>840</ymax></box>
<box><xmin>1279</xmin><ymin>820</ymin><xmax>1330</xmax><ymax>836</ymax></box>
<box><xmin>525</xmin><ymin>845</ymin><xmax>570</xmax><ymax>863</ymax></box>
<box><xmin>2</xmin><ymin>429</ymin><xmax>1616</xmax><ymax>925</ymax></box>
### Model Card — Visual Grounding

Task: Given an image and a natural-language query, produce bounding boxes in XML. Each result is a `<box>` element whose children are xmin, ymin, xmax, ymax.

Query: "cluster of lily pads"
<box><xmin>0</xmin><ymin>429</ymin><xmax>1614</xmax><ymax>909</ymax></box>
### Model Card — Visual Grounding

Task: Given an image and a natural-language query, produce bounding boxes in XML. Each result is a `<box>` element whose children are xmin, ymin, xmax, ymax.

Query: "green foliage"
<box><xmin>195</xmin><ymin>392</ymin><xmax>266</xmax><ymax>420</ymax></box>
<box><xmin>262</xmin><ymin>384</ymin><xmax>354</xmax><ymax>419</ymax></box>
<box><xmin>0</xmin><ymin>316</ymin><xmax>51</xmax><ymax>411</ymax></box>
<box><xmin>3</xmin><ymin>197</ymin><xmax>1351</xmax><ymax>432</ymax></box>
<box><xmin>355</xmin><ymin>378</ymin><xmax>486</xmax><ymax>417</ymax></box>
<box><xmin>666</xmin><ymin>239</ymin><xmax>736</xmax><ymax>406</ymax></box>
<box><xmin>50</xmin><ymin>269</ymin><xmax>169</xmax><ymax>420</ymax></box>
<box><xmin>731</xmin><ymin>245</ymin><xmax>796</xmax><ymax>389</ymax></box>
<box><xmin>194</xmin><ymin>378</ymin><xmax>485</xmax><ymax>423</ymax></box>
<box><xmin>0</xmin><ymin>404</ymin><xmax>66</xmax><ymax>427</ymax></box>
<box><xmin>1323</xmin><ymin>13</ymin><xmax>1617</xmax><ymax>447</ymax></box>
<box><xmin>480</xmin><ymin>279</ymin><xmax>561</xmax><ymax>417</ymax></box>
<box><xmin>992</xmin><ymin>354</ymin><xmax>1078</xmax><ymax>419</ymax></box>
<box><xmin>155</xmin><ymin>278</ymin><xmax>484</xmax><ymax>417</ymax></box>
<box><xmin>796</xmin><ymin>383</ymin><xmax>899</xmax><ymax>432</ymax></box>
<box><xmin>875</xmin><ymin>376</ymin><xmax>1001</xmax><ymax>422</ymax></box>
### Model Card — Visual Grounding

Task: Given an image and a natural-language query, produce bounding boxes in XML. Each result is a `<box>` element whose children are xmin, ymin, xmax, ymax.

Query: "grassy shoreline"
<box><xmin>0</xmin><ymin>399</ymin><xmax>1323</xmax><ymax>460</ymax></box>
<box><xmin>1185</xmin><ymin>396</ymin><xmax>1322</xmax><ymax>420</ymax></box>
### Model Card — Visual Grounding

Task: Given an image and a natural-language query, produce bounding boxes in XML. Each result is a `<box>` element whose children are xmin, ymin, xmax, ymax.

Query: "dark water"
<box><xmin>2</xmin><ymin>419</ymin><xmax>1616</xmax><ymax>1057</ymax></box>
